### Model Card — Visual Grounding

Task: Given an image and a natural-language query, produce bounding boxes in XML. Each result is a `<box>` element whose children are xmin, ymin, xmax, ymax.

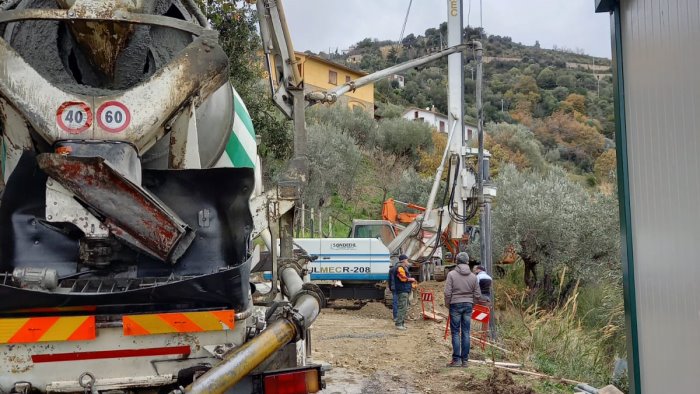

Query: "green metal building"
<box><xmin>596</xmin><ymin>1</ymin><xmax>700</xmax><ymax>393</ymax></box>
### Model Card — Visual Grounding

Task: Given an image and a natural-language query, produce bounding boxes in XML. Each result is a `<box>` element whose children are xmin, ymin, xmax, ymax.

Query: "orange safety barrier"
<box><xmin>123</xmin><ymin>310</ymin><xmax>235</xmax><ymax>336</ymax></box>
<box><xmin>0</xmin><ymin>316</ymin><xmax>95</xmax><ymax>344</ymax></box>
<box><xmin>471</xmin><ymin>304</ymin><xmax>491</xmax><ymax>350</ymax></box>
<box><xmin>419</xmin><ymin>290</ymin><xmax>438</xmax><ymax>320</ymax></box>
<box><xmin>443</xmin><ymin>304</ymin><xmax>491</xmax><ymax>350</ymax></box>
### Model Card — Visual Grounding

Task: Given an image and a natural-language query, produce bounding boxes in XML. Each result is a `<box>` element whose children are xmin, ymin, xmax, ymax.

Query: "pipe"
<box><xmin>184</xmin><ymin>268</ymin><xmax>320</xmax><ymax>394</ymax></box>
<box><xmin>275</xmin><ymin>0</ymin><xmax>301</xmax><ymax>85</ymax></box>
<box><xmin>410</xmin><ymin>231</ymin><xmax>439</xmax><ymax>261</ymax></box>
<box><xmin>475</xmin><ymin>40</ymin><xmax>484</xmax><ymax>195</ymax></box>
<box><xmin>281</xmin><ymin>266</ymin><xmax>304</xmax><ymax>296</ymax></box>
<box><xmin>308</xmin><ymin>45</ymin><xmax>466</xmax><ymax>103</ymax></box>
<box><xmin>182</xmin><ymin>0</ymin><xmax>209</xmax><ymax>27</ymax></box>
<box><xmin>575</xmin><ymin>383</ymin><xmax>599</xmax><ymax>394</ymax></box>
<box><xmin>280</xmin><ymin>266</ymin><xmax>320</xmax><ymax>327</ymax></box>
<box><xmin>423</xmin><ymin>121</ymin><xmax>459</xmax><ymax>223</ymax></box>
<box><xmin>184</xmin><ymin>319</ymin><xmax>297</xmax><ymax>394</ymax></box>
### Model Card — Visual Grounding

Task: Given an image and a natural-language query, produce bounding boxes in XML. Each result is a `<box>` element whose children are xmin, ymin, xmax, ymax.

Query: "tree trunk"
<box><xmin>542</xmin><ymin>269</ymin><xmax>555</xmax><ymax>305</ymax></box>
<box><xmin>521</xmin><ymin>254</ymin><xmax>538</xmax><ymax>289</ymax></box>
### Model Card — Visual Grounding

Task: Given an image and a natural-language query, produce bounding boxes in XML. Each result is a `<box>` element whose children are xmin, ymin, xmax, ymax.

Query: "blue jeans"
<box><xmin>392</xmin><ymin>291</ymin><xmax>398</xmax><ymax>320</ymax></box>
<box><xmin>449</xmin><ymin>302</ymin><xmax>473</xmax><ymax>362</ymax></box>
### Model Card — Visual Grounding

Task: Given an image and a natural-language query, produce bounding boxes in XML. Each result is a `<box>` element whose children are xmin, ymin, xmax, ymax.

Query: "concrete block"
<box><xmin>599</xmin><ymin>385</ymin><xmax>624</xmax><ymax>394</ymax></box>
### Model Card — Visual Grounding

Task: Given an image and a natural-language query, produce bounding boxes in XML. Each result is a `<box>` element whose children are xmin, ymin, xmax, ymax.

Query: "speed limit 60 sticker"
<box><xmin>97</xmin><ymin>101</ymin><xmax>131</xmax><ymax>133</ymax></box>
<box><xmin>56</xmin><ymin>101</ymin><xmax>92</xmax><ymax>134</ymax></box>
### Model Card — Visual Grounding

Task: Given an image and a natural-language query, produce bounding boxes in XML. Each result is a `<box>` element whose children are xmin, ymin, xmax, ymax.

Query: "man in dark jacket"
<box><xmin>394</xmin><ymin>254</ymin><xmax>415</xmax><ymax>330</ymax></box>
<box><xmin>444</xmin><ymin>252</ymin><xmax>481</xmax><ymax>366</ymax></box>
<box><xmin>473</xmin><ymin>264</ymin><xmax>492</xmax><ymax>303</ymax></box>
<box><xmin>387</xmin><ymin>256</ymin><xmax>402</xmax><ymax>322</ymax></box>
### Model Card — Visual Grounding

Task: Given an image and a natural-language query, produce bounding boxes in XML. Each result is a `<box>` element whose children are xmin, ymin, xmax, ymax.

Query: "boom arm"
<box><xmin>305</xmin><ymin>44</ymin><xmax>466</xmax><ymax>104</ymax></box>
<box><xmin>256</xmin><ymin>0</ymin><xmax>301</xmax><ymax>118</ymax></box>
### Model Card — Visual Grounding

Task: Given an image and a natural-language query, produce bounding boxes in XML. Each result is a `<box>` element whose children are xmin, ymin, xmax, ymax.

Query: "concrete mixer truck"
<box><xmin>0</xmin><ymin>1</ymin><xmax>325</xmax><ymax>393</ymax></box>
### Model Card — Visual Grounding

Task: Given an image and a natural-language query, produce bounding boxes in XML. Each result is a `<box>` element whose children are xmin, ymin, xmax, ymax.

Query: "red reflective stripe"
<box><xmin>31</xmin><ymin>345</ymin><xmax>190</xmax><ymax>363</ymax></box>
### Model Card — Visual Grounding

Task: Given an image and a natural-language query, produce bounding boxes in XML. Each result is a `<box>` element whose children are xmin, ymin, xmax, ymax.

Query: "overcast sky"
<box><xmin>283</xmin><ymin>0</ymin><xmax>612</xmax><ymax>59</ymax></box>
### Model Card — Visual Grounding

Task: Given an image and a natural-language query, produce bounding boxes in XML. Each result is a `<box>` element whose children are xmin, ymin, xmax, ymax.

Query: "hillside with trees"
<box><xmin>200</xmin><ymin>2</ymin><xmax>626</xmax><ymax>390</ymax></box>
<box><xmin>327</xmin><ymin>24</ymin><xmax>615</xmax><ymax>175</ymax></box>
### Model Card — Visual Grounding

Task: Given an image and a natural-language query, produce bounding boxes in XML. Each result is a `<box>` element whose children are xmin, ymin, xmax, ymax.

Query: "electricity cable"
<box><xmin>398</xmin><ymin>0</ymin><xmax>414</xmax><ymax>45</ymax></box>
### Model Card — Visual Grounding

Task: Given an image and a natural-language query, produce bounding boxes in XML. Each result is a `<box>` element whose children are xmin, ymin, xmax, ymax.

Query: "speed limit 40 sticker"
<box><xmin>56</xmin><ymin>101</ymin><xmax>92</xmax><ymax>134</ymax></box>
<box><xmin>97</xmin><ymin>101</ymin><xmax>131</xmax><ymax>133</ymax></box>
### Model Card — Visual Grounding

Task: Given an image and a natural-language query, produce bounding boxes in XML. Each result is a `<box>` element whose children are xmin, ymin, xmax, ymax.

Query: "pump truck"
<box><xmin>0</xmin><ymin>0</ymin><xmax>488</xmax><ymax>392</ymax></box>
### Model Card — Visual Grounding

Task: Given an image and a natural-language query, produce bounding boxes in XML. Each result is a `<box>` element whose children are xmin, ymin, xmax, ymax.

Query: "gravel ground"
<box><xmin>312</xmin><ymin>283</ymin><xmax>539</xmax><ymax>394</ymax></box>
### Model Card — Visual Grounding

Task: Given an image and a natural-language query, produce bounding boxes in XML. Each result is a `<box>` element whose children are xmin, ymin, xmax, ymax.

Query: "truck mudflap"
<box><xmin>0</xmin><ymin>151</ymin><xmax>255</xmax><ymax>314</ymax></box>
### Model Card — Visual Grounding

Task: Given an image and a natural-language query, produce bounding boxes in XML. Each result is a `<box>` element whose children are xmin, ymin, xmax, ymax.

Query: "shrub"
<box><xmin>377</xmin><ymin>118</ymin><xmax>433</xmax><ymax>160</ymax></box>
<box><xmin>303</xmin><ymin>122</ymin><xmax>362</xmax><ymax>208</ymax></box>
<box><xmin>306</xmin><ymin>105</ymin><xmax>377</xmax><ymax>148</ymax></box>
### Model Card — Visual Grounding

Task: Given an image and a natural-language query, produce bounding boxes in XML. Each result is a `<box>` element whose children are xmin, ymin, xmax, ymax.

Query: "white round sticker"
<box><xmin>97</xmin><ymin>101</ymin><xmax>131</xmax><ymax>133</ymax></box>
<box><xmin>56</xmin><ymin>102</ymin><xmax>92</xmax><ymax>134</ymax></box>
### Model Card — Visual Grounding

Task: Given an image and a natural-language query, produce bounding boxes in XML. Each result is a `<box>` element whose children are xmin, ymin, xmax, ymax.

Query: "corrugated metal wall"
<box><xmin>620</xmin><ymin>0</ymin><xmax>700</xmax><ymax>392</ymax></box>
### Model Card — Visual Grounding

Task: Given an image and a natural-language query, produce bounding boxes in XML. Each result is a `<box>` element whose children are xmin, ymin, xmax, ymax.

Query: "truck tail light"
<box><xmin>263</xmin><ymin>367</ymin><xmax>322</xmax><ymax>394</ymax></box>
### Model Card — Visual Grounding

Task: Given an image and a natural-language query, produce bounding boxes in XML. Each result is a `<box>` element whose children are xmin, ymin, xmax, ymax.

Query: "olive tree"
<box><xmin>377</xmin><ymin>118</ymin><xmax>433</xmax><ymax>160</ymax></box>
<box><xmin>487</xmin><ymin>165</ymin><xmax>620</xmax><ymax>297</ymax></box>
<box><xmin>306</xmin><ymin>106</ymin><xmax>377</xmax><ymax>148</ymax></box>
<box><xmin>303</xmin><ymin>123</ymin><xmax>362</xmax><ymax>209</ymax></box>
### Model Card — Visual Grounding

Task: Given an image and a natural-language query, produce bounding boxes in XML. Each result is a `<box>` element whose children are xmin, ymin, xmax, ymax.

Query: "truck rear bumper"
<box><xmin>0</xmin><ymin>323</ymin><xmax>247</xmax><ymax>392</ymax></box>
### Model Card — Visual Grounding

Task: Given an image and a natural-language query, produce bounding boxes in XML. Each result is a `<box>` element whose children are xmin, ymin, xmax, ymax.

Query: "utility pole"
<box><xmin>318</xmin><ymin>209</ymin><xmax>322</xmax><ymax>238</ymax></box>
<box><xmin>310</xmin><ymin>208</ymin><xmax>314</xmax><ymax>237</ymax></box>
<box><xmin>447</xmin><ymin>0</ymin><xmax>467</xmax><ymax>241</ymax></box>
<box><xmin>501</xmin><ymin>98</ymin><xmax>504</xmax><ymax>113</ymax></box>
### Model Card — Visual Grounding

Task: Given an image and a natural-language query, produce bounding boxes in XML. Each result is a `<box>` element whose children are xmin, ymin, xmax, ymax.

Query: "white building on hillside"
<box><xmin>389</xmin><ymin>74</ymin><xmax>405</xmax><ymax>88</ymax></box>
<box><xmin>402</xmin><ymin>107</ymin><xmax>476</xmax><ymax>139</ymax></box>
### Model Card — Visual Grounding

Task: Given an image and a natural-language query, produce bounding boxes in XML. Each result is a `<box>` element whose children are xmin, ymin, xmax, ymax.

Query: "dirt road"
<box><xmin>311</xmin><ymin>284</ymin><xmax>551</xmax><ymax>394</ymax></box>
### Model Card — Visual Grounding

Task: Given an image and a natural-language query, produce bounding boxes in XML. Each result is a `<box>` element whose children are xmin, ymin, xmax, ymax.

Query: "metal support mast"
<box><xmin>447</xmin><ymin>0</ymin><xmax>467</xmax><ymax>240</ymax></box>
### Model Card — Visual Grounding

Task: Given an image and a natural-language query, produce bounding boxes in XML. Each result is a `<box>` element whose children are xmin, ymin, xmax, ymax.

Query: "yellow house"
<box><xmin>292</xmin><ymin>52</ymin><xmax>374</xmax><ymax>115</ymax></box>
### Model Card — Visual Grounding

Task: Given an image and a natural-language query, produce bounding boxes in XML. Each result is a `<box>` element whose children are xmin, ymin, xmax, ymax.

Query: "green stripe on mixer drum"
<box><xmin>225</xmin><ymin>88</ymin><xmax>257</xmax><ymax>168</ymax></box>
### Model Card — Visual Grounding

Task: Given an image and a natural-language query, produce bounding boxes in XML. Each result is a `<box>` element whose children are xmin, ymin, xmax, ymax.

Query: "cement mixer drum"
<box><xmin>1</xmin><ymin>0</ymin><xmax>234</xmax><ymax>167</ymax></box>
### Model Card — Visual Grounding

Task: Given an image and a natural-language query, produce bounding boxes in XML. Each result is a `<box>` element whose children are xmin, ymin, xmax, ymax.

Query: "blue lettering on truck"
<box><xmin>263</xmin><ymin>238</ymin><xmax>392</xmax><ymax>282</ymax></box>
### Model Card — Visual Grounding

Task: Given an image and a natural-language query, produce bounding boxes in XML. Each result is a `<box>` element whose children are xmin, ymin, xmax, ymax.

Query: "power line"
<box><xmin>467</xmin><ymin>0</ymin><xmax>472</xmax><ymax>27</ymax></box>
<box><xmin>480</xmin><ymin>0</ymin><xmax>483</xmax><ymax>37</ymax></box>
<box><xmin>398</xmin><ymin>0</ymin><xmax>414</xmax><ymax>45</ymax></box>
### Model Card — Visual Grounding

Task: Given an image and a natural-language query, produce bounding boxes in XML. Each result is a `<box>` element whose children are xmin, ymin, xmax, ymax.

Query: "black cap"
<box><xmin>399</xmin><ymin>254</ymin><xmax>409</xmax><ymax>261</ymax></box>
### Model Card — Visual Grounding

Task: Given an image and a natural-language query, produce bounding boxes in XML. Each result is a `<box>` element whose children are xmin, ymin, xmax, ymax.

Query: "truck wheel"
<box><xmin>384</xmin><ymin>288</ymin><xmax>393</xmax><ymax>309</ymax></box>
<box><xmin>434</xmin><ymin>266</ymin><xmax>446</xmax><ymax>282</ymax></box>
<box><xmin>434</xmin><ymin>271</ymin><xmax>446</xmax><ymax>281</ymax></box>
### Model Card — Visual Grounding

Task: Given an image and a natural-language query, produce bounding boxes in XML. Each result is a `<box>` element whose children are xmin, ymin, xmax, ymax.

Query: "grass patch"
<box><xmin>495</xmin><ymin>284</ymin><xmax>624</xmax><ymax>389</ymax></box>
